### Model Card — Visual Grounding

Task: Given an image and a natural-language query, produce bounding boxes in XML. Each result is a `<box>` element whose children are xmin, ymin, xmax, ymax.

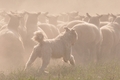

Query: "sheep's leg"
<box><xmin>80</xmin><ymin>46</ymin><xmax>89</xmax><ymax>65</ymax></box>
<box><xmin>100</xmin><ymin>45</ymin><xmax>112</xmax><ymax>63</ymax></box>
<box><xmin>63</xmin><ymin>48</ymin><xmax>75</xmax><ymax>65</ymax></box>
<box><xmin>24</xmin><ymin>48</ymin><xmax>38</xmax><ymax>71</ymax></box>
<box><xmin>96</xmin><ymin>43</ymin><xmax>101</xmax><ymax>63</ymax></box>
<box><xmin>89</xmin><ymin>44</ymin><xmax>97</xmax><ymax>64</ymax></box>
<box><xmin>63</xmin><ymin>48</ymin><xmax>71</xmax><ymax>63</ymax></box>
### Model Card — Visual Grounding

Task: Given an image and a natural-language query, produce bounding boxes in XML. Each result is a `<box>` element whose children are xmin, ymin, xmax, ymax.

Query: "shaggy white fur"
<box><xmin>24</xmin><ymin>27</ymin><xmax>78</xmax><ymax>74</ymax></box>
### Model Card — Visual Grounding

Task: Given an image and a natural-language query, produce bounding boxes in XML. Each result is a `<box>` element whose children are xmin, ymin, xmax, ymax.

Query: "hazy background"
<box><xmin>0</xmin><ymin>0</ymin><xmax>119</xmax><ymax>73</ymax></box>
<box><xmin>0</xmin><ymin>0</ymin><xmax>119</xmax><ymax>14</ymax></box>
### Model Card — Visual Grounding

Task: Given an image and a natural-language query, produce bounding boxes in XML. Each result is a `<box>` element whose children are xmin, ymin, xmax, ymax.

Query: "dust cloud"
<box><xmin>0</xmin><ymin>0</ymin><xmax>120</xmax><ymax>73</ymax></box>
<box><xmin>0</xmin><ymin>0</ymin><xmax>120</xmax><ymax>14</ymax></box>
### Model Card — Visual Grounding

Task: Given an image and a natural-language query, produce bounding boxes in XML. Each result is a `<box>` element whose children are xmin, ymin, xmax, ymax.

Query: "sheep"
<box><xmin>38</xmin><ymin>23</ymin><xmax>60</xmax><ymax>39</ymax></box>
<box><xmin>38</xmin><ymin>12</ymin><xmax>48</xmax><ymax>23</ymax></box>
<box><xmin>99</xmin><ymin>16</ymin><xmax>120</xmax><ymax>63</ymax></box>
<box><xmin>23</xmin><ymin>12</ymin><xmax>41</xmax><ymax>50</ymax></box>
<box><xmin>86</xmin><ymin>13</ymin><xmax>103</xmax><ymax>28</ymax></box>
<box><xmin>72</xmin><ymin>21</ymin><xmax>102</xmax><ymax>64</ymax></box>
<box><xmin>46</xmin><ymin>14</ymin><xmax>59</xmax><ymax>26</ymax></box>
<box><xmin>0</xmin><ymin>13</ymin><xmax>25</xmax><ymax>71</ymax></box>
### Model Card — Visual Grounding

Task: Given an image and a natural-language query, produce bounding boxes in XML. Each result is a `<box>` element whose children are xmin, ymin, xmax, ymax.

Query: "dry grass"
<box><xmin>1</xmin><ymin>61</ymin><xmax>120</xmax><ymax>80</ymax></box>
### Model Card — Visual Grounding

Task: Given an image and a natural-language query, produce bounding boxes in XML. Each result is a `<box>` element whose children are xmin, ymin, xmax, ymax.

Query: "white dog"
<box><xmin>24</xmin><ymin>27</ymin><xmax>78</xmax><ymax>74</ymax></box>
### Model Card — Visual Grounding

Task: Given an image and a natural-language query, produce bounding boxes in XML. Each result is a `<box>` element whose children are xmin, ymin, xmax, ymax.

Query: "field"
<box><xmin>0</xmin><ymin>62</ymin><xmax>120</xmax><ymax>80</ymax></box>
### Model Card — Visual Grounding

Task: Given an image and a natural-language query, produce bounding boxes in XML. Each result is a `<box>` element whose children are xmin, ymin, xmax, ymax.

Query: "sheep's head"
<box><xmin>64</xmin><ymin>27</ymin><xmax>78</xmax><ymax>46</ymax></box>
<box><xmin>86</xmin><ymin>13</ymin><xmax>102</xmax><ymax>27</ymax></box>
<box><xmin>25</xmin><ymin>12</ymin><xmax>41</xmax><ymax>25</ymax></box>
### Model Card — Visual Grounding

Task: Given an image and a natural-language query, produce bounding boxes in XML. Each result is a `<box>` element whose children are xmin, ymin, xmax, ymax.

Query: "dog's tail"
<box><xmin>32</xmin><ymin>30</ymin><xmax>46</xmax><ymax>43</ymax></box>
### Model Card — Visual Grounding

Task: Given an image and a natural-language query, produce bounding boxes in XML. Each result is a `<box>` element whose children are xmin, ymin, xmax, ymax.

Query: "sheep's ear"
<box><xmin>24</xmin><ymin>11</ymin><xmax>30</xmax><ymax>15</ymax></box>
<box><xmin>98</xmin><ymin>15</ymin><xmax>103</xmax><ymax>19</ymax></box>
<box><xmin>96</xmin><ymin>13</ymin><xmax>99</xmax><ymax>16</ymax></box>
<box><xmin>57</xmin><ymin>14</ymin><xmax>61</xmax><ymax>16</ymax></box>
<box><xmin>46</xmin><ymin>15</ymin><xmax>50</xmax><ymax>19</ymax></box>
<box><xmin>60</xmin><ymin>13</ymin><xmax>63</xmax><ymax>15</ymax></box>
<box><xmin>67</xmin><ymin>12</ymin><xmax>71</xmax><ymax>15</ymax></box>
<box><xmin>7</xmin><ymin>13</ymin><xmax>12</xmax><ymax>18</ymax></box>
<box><xmin>56</xmin><ymin>15</ymin><xmax>59</xmax><ymax>19</ymax></box>
<box><xmin>37</xmin><ymin>12</ymin><xmax>41</xmax><ymax>16</ymax></box>
<box><xmin>10</xmin><ymin>11</ymin><xmax>15</xmax><ymax>14</ymax></box>
<box><xmin>64</xmin><ymin>27</ymin><xmax>70</xmax><ymax>32</ymax></box>
<box><xmin>86</xmin><ymin>13</ymin><xmax>91</xmax><ymax>18</ymax></box>
<box><xmin>20</xmin><ymin>12</ymin><xmax>27</xmax><ymax>17</ymax></box>
<box><xmin>45</xmin><ymin>12</ymin><xmax>49</xmax><ymax>15</ymax></box>
<box><xmin>108</xmin><ymin>13</ymin><xmax>110</xmax><ymax>16</ymax></box>
<box><xmin>111</xmin><ymin>13</ymin><xmax>116</xmax><ymax>18</ymax></box>
<box><xmin>17</xmin><ymin>15</ymin><xmax>22</xmax><ymax>19</ymax></box>
<box><xmin>76</xmin><ymin>11</ymin><xmax>79</xmax><ymax>15</ymax></box>
<box><xmin>110</xmin><ymin>13</ymin><xmax>117</xmax><ymax>22</ymax></box>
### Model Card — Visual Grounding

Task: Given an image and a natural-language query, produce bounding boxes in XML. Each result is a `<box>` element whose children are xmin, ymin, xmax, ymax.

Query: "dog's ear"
<box><xmin>64</xmin><ymin>27</ymin><xmax>70</xmax><ymax>32</ymax></box>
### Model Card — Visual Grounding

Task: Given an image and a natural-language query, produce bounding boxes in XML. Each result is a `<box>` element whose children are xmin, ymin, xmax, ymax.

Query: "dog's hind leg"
<box><xmin>38</xmin><ymin>52</ymin><xmax>51</xmax><ymax>74</ymax></box>
<box><xmin>24</xmin><ymin>47</ymin><xmax>38</xmax><ymax>71</ymax></box>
